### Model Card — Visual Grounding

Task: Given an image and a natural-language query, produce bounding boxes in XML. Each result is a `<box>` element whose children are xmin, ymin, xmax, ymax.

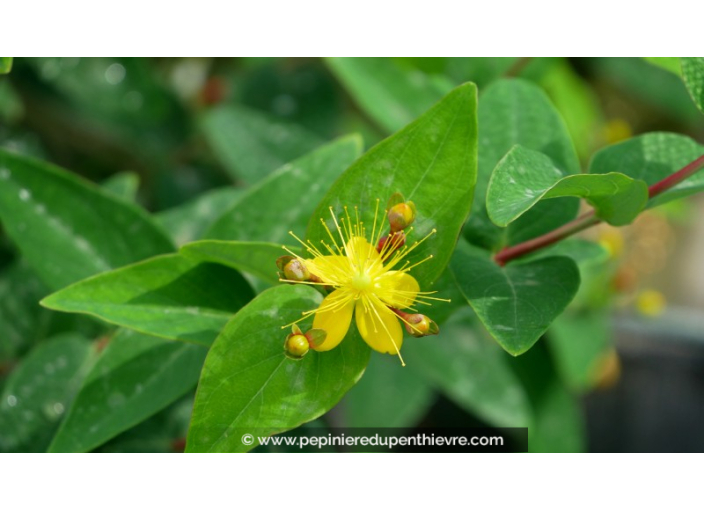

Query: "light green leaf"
<box><xmin>307</xmin><ymin>83</ymin><xmax>478</xmax><ymax>289</ymax></box>
<box><xmin>342</xmin><ymin>354</ymin><xmax>434</xmax><ymax>428</ymax></box>
<box><xmin>465</xmin><ymin>79</ymin><xmax>580</xmax><ymax>250</ymax></box>
<box><xmin>0</xmin><ymin>150</ymin><xmax>174</xmax><ymax>290</ymax></box>
<box><xmin>49</xmin><ymin>329</ymin><xmax>206</xmax><ymax>453</ymax></box>
<box><xmin>41</xmin><ymin>254</ymin><xmax>254</xmax><ymax>346</ymax></box>
<box><xmin>547</xmin><ymin>310</ymin><xmax>612</xmax><ymax>392</ymax></box>
<box><xmin>180</xmin><ymin>241</ymin><xmax>293</xmax><ymax>286</ymax></box>
<box><xmin>101</xmin><ymin>172</ymin><xmax>140</xmax><ymax>202</ymax></box>
<box><xmin>207</xmin><ymin>135</ymin><xmax>362</xmax><ymax>244</ymax></box>
<box><xmin>643</xmin><ymin>57</ymin><xmax>682</xmax><ymax>76</ymax></box>
<box><xmin>201</xmin><ymin>104</ymin><xmax>323</xmax><ymax>185</ymax></box>
<box><xmin>404</xmin><ymin>309</ymin><xmax>531</xmax><ymax>427</ymax></box>
<box><xmin>326</xmin><ymin>57</ymin><xmax>453</xmax><ymax>133</ymax></box>
<box><xmin>488</xmin><ymin>145</ymin><xmax>648</xmax><ymax>227</ymax></box>
<box><xmin>681</xmin><ymin>57</ymin><xmax>704</xmax><ymax>114</ymax></box>
<box><xmin>450</xmin><ymin>240</ymin><xmax>580</xmax><ymax>356</ymax></box>
<box><xmin>0</xmin><ymin>58</ymin><xmax>13</xmax><ymax>74</ymax></box>
<box><xmin>156</xmin><ymin>187</ymin><xmax>243</xmax><ymax>247</ymax></box>
<box><xmin>589</xmin><ymin>132</ymin><xmax>704</xmax><ymax>208</ymax></box>
<box><xmin>186</xmin><ymin>285</ymin><xmax>370</xmax><ymax>453</ymax></box>
<box><xmin>0</xmin><ymin>334</ymin><xmax>94</xmax><ymax>452</ymax></box>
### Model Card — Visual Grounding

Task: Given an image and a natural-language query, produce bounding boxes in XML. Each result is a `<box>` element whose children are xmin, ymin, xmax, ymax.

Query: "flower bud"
<box><xmin>304</xmin><ymin>328</ymin><xmax>327</xmax><ymax>349</ymax></box>
<box><xmin>276</xmin><ymin>256</ymin><xmax>311</xmax><ymax>282</ymax></box>
<box><xmin>376</xmin><ymin>231</ymin><xmax>406</xmax><ymax>257</ymax></box>
<box><xmin>387</xmin><ymin>201</ymin><xmax>416</xmax><ymax>233</ymax></box>
<box><xmin>404</xmin><ymin>314</ymin><xmax>439</xmax><ymax>337</ymax></box>
<box><xmin>284</xmin><ymin>334</ymin><xmax>310</xmax><ymax>360</ymax></box>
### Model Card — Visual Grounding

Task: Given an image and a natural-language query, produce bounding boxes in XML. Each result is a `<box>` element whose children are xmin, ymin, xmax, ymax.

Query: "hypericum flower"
<box><xmin>280</xmin><ymin>199</ymin><xmax>445</xmax><ymax>366</ymax></box>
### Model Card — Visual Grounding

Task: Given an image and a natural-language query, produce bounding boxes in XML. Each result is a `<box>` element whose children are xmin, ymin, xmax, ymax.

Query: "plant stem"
<box><xmin>494</xmin><ymin>153</ymin><xmax>704</xmax><ymax>266</ymax></box>
<box><xmin>505</xmin><ymin>57</ymin><xmax>533</xmax><ymax>77</ymax></box>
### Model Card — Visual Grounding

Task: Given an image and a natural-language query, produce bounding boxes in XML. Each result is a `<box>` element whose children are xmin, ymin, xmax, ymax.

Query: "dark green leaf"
<box><xmin>450</xmin><ymin>240</ymin><xmax>580</xmax><ymax>355</ymax></box>
<box><xmin>101</xmin><ymin>172</ymin><xmax>140</xmax><ymax>202</ymax></box>
<box><xmin>41</xmin><ymin>254</ymin><xmax>254</xmax><ymax>346</ymax></box>
<box><xmin>49</xmin><ymin>329</ymin><xmax>206</xmax><ymax>453</ymax></box>
<box><xmin>403</xmin><ymin>309</ymin><xmax>531</xmax><ymax>427</ymax></box>
<box><xmin>307</xmin><ymin>83</ymin><xmax>478</xmax><ymax>289</ymax></box>
<box><xmin>342</xmin><ymin>354</ymin><xmax>434</xmax><ymax>428</ymax></box>
<box><xmin>488</xmin><ymin>145</ymin><xmax>648</xmax><ymax>227</ymax></box>
<box><xmin>156</xmin><ymin>188</ymin><xmax>243</xmax><ymax>247</ymax></box>
<box><xmin>589</xmin><ymin>132</ymin><xmax>704</xmax><ymax>208</ymax></box>
<box><xmin>201</xmin><ymin>104</ymin><xmax>323</xmax><ymax>185</ymax></box>
<box><xmin>326</xmin><ymin>57</ymin><xmax>452</xmax><ymax>133</ymax></box>
<box><xmin>180</xmin><ymin>241</ymin><xmax>293</xmax><ymax>286</ymax></box>
<box><xmin>207</xmin><ymin>135</ymin><xmax>362</xmax><ymax>244</ymax></box>
<box><xmin>0</xmin><ymin>334</ymin><xmax>94</xmax><ymax>452</ymax></box>
<box><xmin>680</xmin><ymin>57</ymin><xmax>704</xmax><ymax>113</ymax></box>
<box><xmin>465</xmin><ymin>79</ymin><xmax>580</xmax><ymax>250</ymax></box>
<box><xmin>186</xmin><ymin>285</ymin><xmax>370</xmax><ymax>452</ymax></box>
<box><xmin>0</xmin><ymin>149</ymin><xmax>174</xmax><ymax>290</ymax></box>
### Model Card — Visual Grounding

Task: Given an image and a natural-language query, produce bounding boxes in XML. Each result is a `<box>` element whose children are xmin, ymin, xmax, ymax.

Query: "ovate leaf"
<box><xmin>49</xmin><ymin>329</ymin><xmax>206</xmax><ymax>453</ymax></box>
<box><xmin>681</xmin><ymin>57</ymin><xmax>704</xmax><ymax>113</ymax></box>
<box><xmin>41</xmin><ymin>254</ymin><xmax>254</xmax><ymax>346</ymax></box>
<box><xmin>101</xmin><ymin>172</ymin><xmax>140</xmax><ymax>202</ymax></box>
<box><xmin>201</xmin><ymin>104</ymin><xmax>323</xmax><ymax>185</ymax></box>
<box><xmin>180</xmin><ymin>241</ymin><xmax>293</xmax><ymax>286</ymax></box>
<box><xmin>0</xmin><ymin>150</ymin><xmax>173</xmax><ymax>290</ymax></box>
<box><xmin>465</xmin><ymin>79</ymin><xmax>580</xmax><ymax>250</ymax></box>
<box><xmin>186</xmin><ymin>285</ymin><xmax>370</xmax><ymax>453</ymax></box>
<box><xmin>307</xmin><ymin>83</ymin><xmax>478</xmax><ymax>288</ymax></box>
<box><xmin>207</xmin><ymin>135</ymin><xmax>362</xmax><ymax>244</ymax></box>
<box><xmin>487</xmin><ymin>145</ymin><xmax>648</xmax><ymax>227</ymax></box>
<box><xmin>450</xmin><ymin>240</ymin><xmax>580</xmax><ymax>355</ymax></box>
<box><xmin>589</xmin><ymin>132</ymin><xmax>704</xmax><ymax>208</ymax></box>
<box><xmin>326</xmin><ymin>57</ymin><xmax>452</xmax><ymax>133</ymax></box>
<box><xmin>0</xmin><ymin>334</ymin><xmax>94</xmax><ymax>452</ymax></box>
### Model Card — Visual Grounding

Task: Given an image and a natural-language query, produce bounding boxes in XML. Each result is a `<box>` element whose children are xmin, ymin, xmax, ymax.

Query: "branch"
<box><xmin>494</xmin><ymin>153</ymin><xmax>704</xmax><ymax>266</ymax></box>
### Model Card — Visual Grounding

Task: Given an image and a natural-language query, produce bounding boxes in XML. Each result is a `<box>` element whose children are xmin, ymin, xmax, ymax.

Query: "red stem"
<box><xmin>494</xmin><ymin>153</ymin><xmax>704</xmax><ymax>266</ymax></box>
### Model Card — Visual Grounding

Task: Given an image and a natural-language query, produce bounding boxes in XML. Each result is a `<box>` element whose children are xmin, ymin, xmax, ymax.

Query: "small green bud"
<box><xmin>404</xmin><ymin>314</ymin><xmax>439</xmax><ymax>337</ymax></box>
<box><xmin>304</xmin><ymin>328</ymin><xmax>327</xmax><ymax>349</ymax></box>
<box><xmin>284</xmin><ymin>334</ymin><xmax>310</xmax><ymax>360</ymax></box>
<box><xmin>388</xmin><ymin>201</ymin><xmax>416</xmax><ymax>233</ymax></box>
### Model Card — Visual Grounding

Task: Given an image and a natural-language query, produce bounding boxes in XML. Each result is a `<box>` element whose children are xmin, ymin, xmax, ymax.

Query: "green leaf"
<box><xmin>589</xmin><ymin>132</ymin><xmax>704</xmax><ymax>208</ymax></box>
<box><xmin>487</xmin><ymin>145</ymin><xmax>649</xmax><ymax>227</ymax></box>
<box><xmin>509</xmin><ymin>342</ymin><xmax>585</xmax><ymax>452</ymax></box>
<box><xmin>547</xmin><ymin>310</ymin><xmax>612</xmax><ymax>392</ymax></box>
<box><xmin>206</xmin><ymin>135</ymin><xmax>363</xmax><ymax>244</ymax></box>
<box><xmin>643</xmin><ymin>57</ymin><xmax>682</xmax><ymax>76</ymax></box>
<box><xmin>681</xmin><ymin>57</ymin><xmax>704</xmax><ymax>114</ymax></box>
<box><xmin>0</xmin><ymin>58</ymin><xmax>12</xmax><ymax>74</ymax></box>
<box><xmin>342</xmin><ymin>354</ymin><xmax>434</xmax><ymax>428</ymax></box>
<box><xmin>306</xmin><ymin>83</ymin><xmax>478</xmax><ymax>289</ymax></box>
<box><xmin>0</xmin><ymin>334</ymin><xmax>94</xmax><ymax>452</ymax></box>
<box><xmin>465</xmin><ymin>79</ymin><xmax>580</xmax><ymax>250</ymax></box>
<box><xmin>186</xmin><ymin>285</ymin><xmax>370</xmax><ymax>453</ymax></box>
<box><xmin>0</xmin><ymin>150</ymin><xmax>174</xmax><ymax>290</ymax></box>
<box><xmin>450</xmin><ymin>240</ymin><xmax>580</xmax><ymax>355</ymax></box>
<box><xmin>101</xmin><ymin>172</ymin><xmax>140</xmax><ymax>202</ymax></box>
<box><xmin>49</xmin><ymin>329</ymin><xmax>206</xmax><ymax>453</ymax></box>
<box><xmin>326</xmin><ymin>57</ymin><xmax>452</xmax><ymax>133</ymax></box>
<box><xmin>41</xmin><ymin>254</ymin><xmax>254</xmax><ymax>346</ymax></box>
<box><xmin>156</xmin><ymin>187</ymin><xmax>243</xmax><ymax>247</ymax></box>
<box><xmin>201</xmin><ymin>104</ymin><xmax>323</xmax><ymax>185</ymax></box>
<box><xmin>180</xmin><ymin>241</ymin><xmax>292</xmax><ymax>286</ymax></box>
<box><xmin>403</xmin><ymin>309</ymin><xmax>531</xmax><ymax>427</ymax></box>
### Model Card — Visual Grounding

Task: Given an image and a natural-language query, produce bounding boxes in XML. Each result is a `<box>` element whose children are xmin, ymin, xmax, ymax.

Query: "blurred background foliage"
<box><xmin>2</xmin><ymin>57</ymin><xmax>704</xmax><ymax>452</ymax></box>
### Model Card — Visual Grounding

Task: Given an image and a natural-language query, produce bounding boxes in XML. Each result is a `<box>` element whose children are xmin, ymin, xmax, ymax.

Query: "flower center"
<box><xmin>351</xmin><ymin>272</ymin><xmax>372</xmax><ymax>291</ymax></box>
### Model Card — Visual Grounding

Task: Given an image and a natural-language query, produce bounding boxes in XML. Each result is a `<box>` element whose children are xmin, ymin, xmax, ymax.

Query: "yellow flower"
<box><xmin>281</xmin><ymin>200</ymin><xmax>442</xmax><ymax>365</ymax></box>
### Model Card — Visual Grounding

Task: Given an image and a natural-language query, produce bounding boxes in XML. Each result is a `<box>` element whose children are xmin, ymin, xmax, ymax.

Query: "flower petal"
<box><xmin>355</xmin><ymin>297</ymin><xmax>403</xmax><ymax>354</ymax></box>
<box><xmin>345</xmin><ymin>236</ymin><xmax>381</xmax><ymax>274</ymax></box>
<box><xmin>374</xmin><ymin>271</ymin><xmax>420</xmax><ymax>309</ymax></box>
<box><xmin>312</xmin><ymin>289</ymin><xmax>355</xmax><ymax>352</ymax></box>
<box><xmin>306</xmin><ymin>255</ymin><xmax>351</xmax><ymax>286</ymax></box>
